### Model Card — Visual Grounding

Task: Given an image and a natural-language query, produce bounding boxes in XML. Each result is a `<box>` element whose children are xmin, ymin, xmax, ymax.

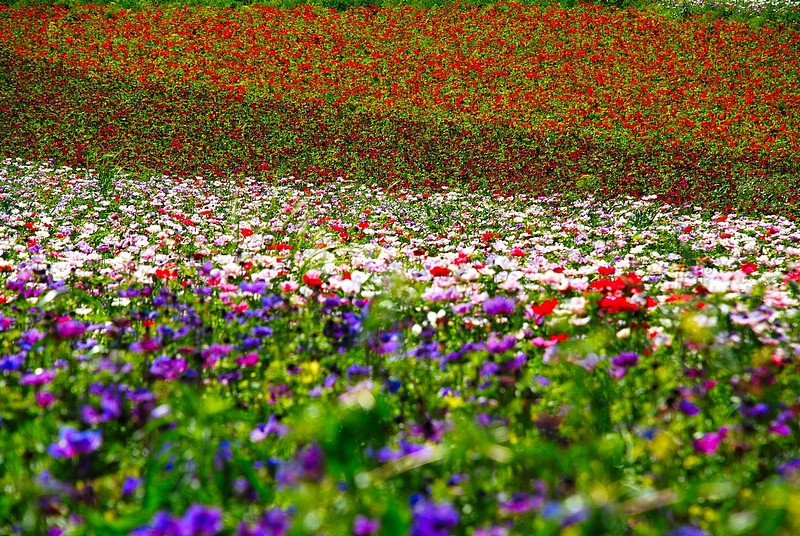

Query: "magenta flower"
<box><xmin>36</xmin><ymin>391</ymin><xmax>57</xmax><ymax>408</ymax></box>
<box><xmin>48</xmin><ymin>426</ymin><xmax>102</xmax><ymax>458</ymax></box>
<box><xmin>130</xmin><ymin>337</ymin><xmax>161</xmax><ymax>353</ymax></box>
<box><xmin>353</xmin><ymin>515</ymin><xmax>380</xmax><ymax>535</ymax></box>
<box><xmin>693</xmin><ymin>427</ymin><xmax>728</xmax><ymax>455</ymax></box>
<box><xmin>0</xmin><ymin>314</ymin><xmax>14</xmax><ymax>330</ymax></box>
<box><xmin>19</xmin><ymin>368</ymin><xmax>56</xmax><ymax>386</ymax></box>
<box><xmin>237</xmin><ymin>353</ymin><xmax>259</xmax><ymax>367</ymax></box>
<box><xmin>770</xmin><ymin>423</ymin><xmax>791</xmax><ymax>436</ymax></box>
<box><xmin>55</xmin><ymin>317</ymin><xmax>86</xmax><ymax>339</ymax></box>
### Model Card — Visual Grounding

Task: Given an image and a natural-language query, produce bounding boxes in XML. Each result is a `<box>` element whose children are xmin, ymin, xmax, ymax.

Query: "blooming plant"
<box><xmin>0</xmin><ymin>2</ymin><xmax>799</xmax><ymax>214</ymax></box>
<box><xmin>0</xmin><ymin>160</ymin><xmax>799</xmax><ymax>534</ymax></box>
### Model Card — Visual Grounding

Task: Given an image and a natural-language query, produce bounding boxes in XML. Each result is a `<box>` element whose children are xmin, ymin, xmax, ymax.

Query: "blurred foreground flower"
<box><xmin>47</xmin><ymin>426</ymin><xmax>102</xmax><ymax>458</ymax></box>
<box><xmin>411</xmin><ymin>499</ymin><xmax>460</xmax><ymax>536</ymax></box>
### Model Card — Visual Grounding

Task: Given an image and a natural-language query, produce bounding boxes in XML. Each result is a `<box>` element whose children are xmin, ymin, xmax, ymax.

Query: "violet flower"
<box><xmin>180</xmin><ymin>504</ymin><xmax>222</xmax><ymax>536</ymax></box>
<box><xmin>410</xmin><ymin>500</ymin><xmax>460</xmax><ymax>536</ymax></box>
<box><xmin>486</xmin><ymin>334</ymin><xmax>516</xmax><ymax>354</ymax></box>
<box><xmin>483</xmin><ymin>296</ymin><xmax>515</xmax><ymax>316</ymax></box>
<box><xmin>150</xmin><ymin>356</ymin><xmax>187</xmax><ymax>381</ymax></box>
<box><xmin>48</xmin><ymin>426</ymin><xmax>102</xmax><ymax>458</ymax></box>
<box><xmin>353</xmin><ymin>515</ymin><xmax>380</xmax><ymax>535</ymax></box>
<box><xmin>678</xmin><ymin>399</ymin><xmax>700</xmax><ymax>416</ymax></box>
<box><xmin>131</xmin><ymin>512</ymin><xmax>182</xmax><ymax>536</ymax></box>
<box><xmin>250</xmin><ymin>415</ymin><xmax>288</xmax><ymax>442</ymax></box>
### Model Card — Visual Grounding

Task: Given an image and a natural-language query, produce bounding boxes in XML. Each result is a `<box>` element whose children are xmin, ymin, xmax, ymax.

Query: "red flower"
<box><xmin>430</xmin><ymin>266</ymin><xmax>451</xmax><ymax>277</ymax></box>
<box><xmin>740</xmin><ymin>262</ymin><xmax>758</xmax><ymax>274</ymax></box>
<box><xmin>303</xmin><ymin>271</ymin><xmax>323</xmax><ymax>287</ymax></box>
<box><xmin>532</xmin><ymin>298</ymin><xmax>558</xmax><ymax>316</ymax></box>
<box><xmin>599</xmin><ymin>296</ymin><xmax>639</xmax><ymax>313</ymax></box>
<box><xmin>155</xmin><ymin>268</ymin><xmax>178</xmax><ymax>280</ymax></box>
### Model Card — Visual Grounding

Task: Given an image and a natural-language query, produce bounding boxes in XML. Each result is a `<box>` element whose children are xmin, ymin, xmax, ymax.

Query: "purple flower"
<box><xmin>346</xmin><ymin>363</ymin><xmax>372</xmax><ymax>379</ymax></box>
<box><xmin>451</xmin><ymin>302</ymin><xmax>473</xmax><ymax>315</ymax></box>
<box><xmin>0</xmin><ymin>351</ymin><xmax>25</xmax><ymax>372</ymax></box>
<box><xmin>122</xmin><ymin>476</ymin><xmax>141</xmax><ymax>496</ymax></box>
<box><xmin>474</xmin><ymin>527</ymin><xmax>509</xmax><ymax>536</ymax></box>
<box><xmin>667</xmin><ymin>526</ymin><xmax>707</xmax><ymax>536</ymax></box>
<box><xmin>18</xmin><ymin>328</ymin><xmax>45</xmax><ymax>349</ymax></box>
<box><xmin>505</xmin><ymin>353</ymin><xmax>527</xmax><ymax>371</ymax></box>
<box><xmin>411</xmin><ymin>500</ymin><xmax>460</xmax><ymax>536</ymax></box>
<box><xmin>240</xmin><ymin>280</ymin><xmax>267</xmax><ymax>294</ymax></box>
<box><xmin>55</xmin><ymin>317</ymin><xmax>86</xmax><ymax>339</ymax></box>
<box><xmin>81</xmin><ymin>405</ymin><xmax>105</xmax><ymax>426</ymax></box>
<box><xmin>777</xmin><ymin>458</ymin><xmax>800</xmax><ymax>477</ymax></box>
<box><xmin>131</xmin><ymin>512</ymin><xmax>183</xmax><ymax>536</ymax></box>
<box><xmin>180</xmin><ymin>504</ymin><xmax>222</xmax><ymax>536</ymax></box>
<box><xmin>250</xmin><ymin>415</ymin><xmax>288</xmax><ymax>442</ymax></box>
<box><xmin>483</xmin><ymin>296</ymin><xmax>515</xmax><ymax>316</ymax></box>
<box><xmin>611</xmin><ymin>351</ymin><xmax>639</xmax><ymax>368</ymax></box>
<box><xmin>277</xmin><ymin>443</ymin><xmax>325</xmax><ymax>487</ymax></box>
<box><xmin>373</xmin><ymin>332</ymin><xmax>401</xmax><ymax>355</ymax></box>
<box><xmin>486</xmin><ymin>334</ymin><xmax>516</xmax><ymax>354</ymax></box>
<box><xmin>19</xmin><ymin>368</ymin><xmax>56</xmax><ymax>386</ymax></box>
<box><xmin>480</xmin><ymin>362</ymin><xmax>500</xmax><ymax>378</ymax></box>
<box><xmin>298</xmin><ymin>443</ymin><xmax>325</xmax><ymax>481</ymax></box>
<box><xmin>150</xmin><ymin>356</ymin><xmax>187</xmax><ymax>380</ymax></box>
<box><xmin>499</xmin><ymin>492</ymin><xmax>543</xmax><ymax>515</ymax></box>
<box><xmin>609</xmin><ymin>351</ymin><xmax>639</xmax><ymax>379</ymax></box>
<box><xmin>353</xmin><ymin>515</ymin><xmax>380</xmax><ymax>535</ymax></box>
<box><xmin>201</xmin><ymin>344</ymin><xmax>233</xmax><ymax>369</ymax></box>
<box><xmin>678</xmin><ymin>399</ymin><xmax>700</xmax><ymax>416</ymax></box>
<box><xmin>130</xmin><ymin>337</ymin><xmax>161</xmax><ymax>353</ymax></box>
<box><xmin>740</xmin><ymin>402</ymin><xmax>770</xmax><ymax>418</ymax></box>
<box><xmin>237</xmin><ymin>508</ymin><xmax>291</xmax><ymax>536</ymax></box>
<box><xmin>376</xmin><ymin>440</ymin><xmax>427</xmax><ymax>463</ymax></box>
<box><xmin>48</xmin><ymin>426</ymin><xmax>102</xmax><ymax>458</ymax></box>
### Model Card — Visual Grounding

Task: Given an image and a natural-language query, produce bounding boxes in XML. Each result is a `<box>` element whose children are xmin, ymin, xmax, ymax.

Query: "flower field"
<box><xmin>1</xmin><ymin>1</ymin><xmax>800</xmax><ymax>535</ymax></box>
<box><xmin>1</xmin><ymin>159</ymin><xmax>800</xmax><ymax>535</ymax></box>
<box><xmin>1</xmin><ymin>3</ymin><xmax>800</xmax><ymax>213</ymax></box>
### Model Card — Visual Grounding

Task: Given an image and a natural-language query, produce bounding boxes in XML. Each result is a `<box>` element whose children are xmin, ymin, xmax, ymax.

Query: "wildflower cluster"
<box><xmin>1</xmin><ymin>3</ymin><xmax>799</xmax><ymax>214</ymax></box>
<box><xmin>1</xmin><ymin>161</ymin><xmax>800</xmax><ymax>534</ymax></box>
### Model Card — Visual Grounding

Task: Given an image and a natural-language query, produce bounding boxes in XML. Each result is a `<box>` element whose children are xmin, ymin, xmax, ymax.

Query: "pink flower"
<box><xmin>237</xmin><ymin>353</ymin><xmax>259</xmax><ymax>367</ymax></box>
<box><xmin>36</xmin><ymin>391</ymin><xmax>57</xmax><ymax>408</ymax></box>
<box><xmin>693</xmin><ymin>427</ymin><xmax>728</xmax><ymax>455</ymax></box>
